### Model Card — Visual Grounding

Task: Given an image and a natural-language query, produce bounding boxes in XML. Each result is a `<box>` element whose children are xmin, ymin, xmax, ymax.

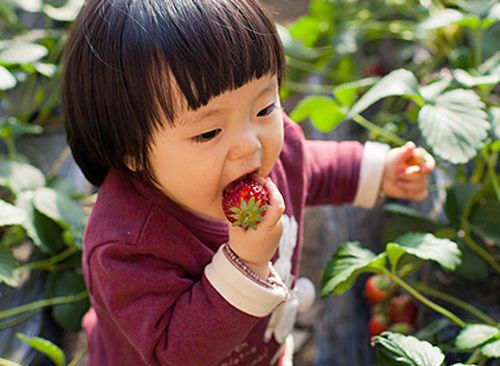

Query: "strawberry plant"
<box><xmin>282</xmin><ymin>0</ymin><xmax>499</xmax><ymax>364</ymax></box>
<box><xmin>0</xmin><ymin>1</ymin><xmax>89</xmax><ymax>365</ymax></box>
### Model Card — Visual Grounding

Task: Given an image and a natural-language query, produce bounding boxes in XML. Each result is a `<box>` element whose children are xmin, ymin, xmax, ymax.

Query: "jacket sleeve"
<box><xmin>303</xmin><ymin>138</ymin><xmax>364</xmax><ymax>206</ymax></box>
<box><xmin>302</xmin><ymin>134</ymin><xmax>389</xmax><ymax>208</ymax></box>
<box><xmin>86</xmin><ymin>241</ymin><xmax>287</xmax><ymax>366</ymax></box>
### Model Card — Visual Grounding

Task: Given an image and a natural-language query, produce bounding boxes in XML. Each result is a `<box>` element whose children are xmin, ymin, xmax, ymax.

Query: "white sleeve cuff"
<box><xmin>205</xmin><ymin>245</ymin><xmax>288</xmax><ymax>317</ymax></box>
<box><xmin>352</xmin><ymin>141</ymin><xmax>390</xmax><ymax>208</ymax></box>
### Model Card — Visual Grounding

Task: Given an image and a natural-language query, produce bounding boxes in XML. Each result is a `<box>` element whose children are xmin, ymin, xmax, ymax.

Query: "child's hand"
<box><xmin>382</xmin><ymin>141</ymin><xmax>435</xmax><ymax>201</ymax></box>
<box><xmin>227</xmin><ymin>177</ymin><xmax>285</xmax><ymax>278</ymax></box>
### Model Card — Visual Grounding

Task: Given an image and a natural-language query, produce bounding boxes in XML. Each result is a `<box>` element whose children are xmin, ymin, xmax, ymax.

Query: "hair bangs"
<box><xmin>150</xmin><ymin>0</ymin><xmax>285</xmax><ymax>120</ymax></box>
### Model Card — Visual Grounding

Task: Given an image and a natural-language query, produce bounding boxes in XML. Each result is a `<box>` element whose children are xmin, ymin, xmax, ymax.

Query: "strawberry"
<box><xmin>364</xmin><ymin>275</ymin><xmax>396</xmax><ymax>304</ymax></box>
<box><xmin>222</xmin><ymin>176</ymin><xmax>268</xmax><ymax>230</ymax></box>
<box><xmin>388</xmin><ymin>294</ymin><xmax>417</xmax><ymax>325</ymax></box>
<box><xmin>369</xmin><ymin>312</ymin><xmax>389</xmax><ymax>337</ymax></box>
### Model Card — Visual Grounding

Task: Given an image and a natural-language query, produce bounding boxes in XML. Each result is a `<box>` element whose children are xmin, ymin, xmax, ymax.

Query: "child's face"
<box><xmin>148</xmin><ymin>75</ymin><xmax>284</xmax><ymax>221</ymax></box>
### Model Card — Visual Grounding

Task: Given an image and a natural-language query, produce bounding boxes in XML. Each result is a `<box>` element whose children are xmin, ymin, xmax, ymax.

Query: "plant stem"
<box><xmin>384</xmin><ymin>271</ymin><xmax>466</xmax><ymax>327</ymax></box>
<box><xmin>462</xmin><ymin>228</ymin><xmax>500</xmax><ymax>274</ymax></box>
<box><xmin>17</xmin><ymin>246</ymin><xmax>79</xmax><ymax>273</ymax></box>
<box><xmin>473</xmin><ymin>28</ymin><xmax>483</xmax><ymax>68</ymax></box>
<box><xmin>411</xmin><ymin>281</ymin><xmax>497</xmax><ymax>325</ymax></box>
<box><xmin>0</xmin><ymin>358</ymin><xmax>22</xmax><ymax>366</ymax></box>
<box><xmin>466</xmin><ymin>348</ymin><xmax>482</xmax><ymax>364</ymax></box>
<box><xmin>67</xmin><ymin>348</ymin><xmax>87</xmax><ymax>366</ymax></box>
<box><xmin>486</xmin><ymin>152</ymin><xmax>500</xmax><ymax>205</ymax></box>
<box><xmin>0</xmin><ymin>291</ymin><xmax>88</xmax><ymax>320</ymax></box>
<box><xmin>351</xmin><ymin>114</ymin><xmax>406</xmax><ymax>145</ymax></box>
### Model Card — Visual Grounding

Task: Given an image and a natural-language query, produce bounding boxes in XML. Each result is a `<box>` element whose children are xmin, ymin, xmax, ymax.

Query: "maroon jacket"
<box><xmin>81</xmin><ymin>115</ymin><xmax>363</xmax><ymax>365</ymax></box>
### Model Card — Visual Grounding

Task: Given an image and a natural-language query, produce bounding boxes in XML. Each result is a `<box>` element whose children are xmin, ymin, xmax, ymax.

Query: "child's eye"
<box><xmin>257</xmin><ymin>103</ymin><xmax>279</xmax><ymax>117</ymax></box>
<box><xmin>192</xmin><ymin>129</ymin><xmax>222</xmax><ymax>143</ymax></box>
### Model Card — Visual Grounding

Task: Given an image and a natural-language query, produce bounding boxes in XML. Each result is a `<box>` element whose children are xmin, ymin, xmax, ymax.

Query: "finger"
<box><xmin>397</xmin><ymin>141</ymin><xmax>416</xmax><ymax>164</ymax></box>
<box><xmin>261</xmin><ymin>178</ymin><xmax>285</xmax><ymax>226</ymax></box>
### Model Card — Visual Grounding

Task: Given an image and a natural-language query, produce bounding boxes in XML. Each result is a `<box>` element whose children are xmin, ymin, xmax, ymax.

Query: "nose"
<box><xmin>228</xmin><ymin>126</ymin><xmax>262</xmax><ymax>161</ymax></box>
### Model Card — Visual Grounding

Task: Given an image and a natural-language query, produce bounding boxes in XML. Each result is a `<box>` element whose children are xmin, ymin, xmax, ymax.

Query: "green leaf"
<box><xmin>0</xmin><ymin>161</ymin><xmax>45</xmax><ymax>194</ymax></box>
<box><xmin>0</xmin><ymin>199</ymin><xmax>26</xmax><ymax>226</ymax></box>
<box><xmin>33</xmin><ymin>187</ymin><xmax>87</xmax><ymax>234</ymax></box>
<box><xmin>12</xmin><ymin>0</ymin><xmax>42</xmax><ymax>12</ymax></box>
<box><xmin>320</xmin><ymin>242</ymin><xmax>386</xmax><ymax>297</ymax></box>
<box><xmin>420</xmin><ymin>76</ymin><xmax>453</xmax><ymax>101</ymax></box>
<box><xmin>469</xmin><ymin>193</ymin><xmax>500</xmax><ymax>243</ymax></box>
<box><xmin>454</xmin><ymin>240</ymin><xmax>489</xmax><ymax>282</ymax></box>
<box><xmin>388</xmin><ymin>232</ymin><xmax>461</xmax><ymax>271</ymax></box>
<box><xmin>290</xmin><ymin>96</ymin><xmax>345</xmax><ymax>132</ymax></box>
<box><xmin>453</xmin><ymin>69</ymin><xmax>500</xmax><ymax>87</ymax></box>
<box><xmin>418</xmin><ymin>89</ymin><xmax>489</xmax><ymax>164</ymax></box>
<box><xmin>444</xmin><ymin>184</ymin><xmax>481</xmax><ymax>229</ymax></box>
<box><xmin>16</xmin><ymin>333</ymin><xmax>66</xmax><ymax>366</ymax></box>
<box><xmin>455</xmin><ymin>324</ymin><xmax>499</xmax><ymax>350</ymax></box>
<box><xmin>481</xmin><ymin>338</ymin><xmax>500</xmax><ymax>358</ymax></box>
<box><xmin>16</xmin><ymin>191</ymin><xmax>67</xmax><ymax>254</ymax></box>
<box><xmin>383</xmin><ymin>204</ymin><xmax>441</xmax><ymax>242</ymax></box>
<box><xmin>444</xmin><ymin>184</ymin><xmax>482</xmax><ymax>229</ymax></box>
<box><xmin>0</xmin><ymin>245</ymin><xmax>20</xmax><ymax>287</ymax></box>
<box><xmin>0</xmin><ymin>42</ymin><xmax>48</xmax><ymax>64</ymax></box>
<box><xmin>43</xmin><ymin>0</ymin><xmax>84</xmax><ymax>22</ymax></box>
<box><xmin>0</xmin><ymin>65</ymin><xmax>16</xmax><ymax>90</ymax></box>
<box><xmin>373</xmin><ymin>332</ymin><xmax>445</xmax><ymax>366</ymax></box>
<box><xmin>46</xmin><ymin>270</ymin><xmax>89</xmax><ymax>331</ymax></box>
<box><xmin>0</xmin><ymin>118</ymin><xmax>43</xmax><ymax>141</ymax></box>
<box><xmin>347</xmin><ymin>69</ymin><xmax>422</xmax><ymax>119</ymax></box>
<box><xmin>416</xmin><ymin>9</ymin><xmax>465</xmax><ymax>32</ymax></box>
<box><xmin>333</xmin><ymin>77</ymin><xmax>379</xmax><ymax>107</ymax></box>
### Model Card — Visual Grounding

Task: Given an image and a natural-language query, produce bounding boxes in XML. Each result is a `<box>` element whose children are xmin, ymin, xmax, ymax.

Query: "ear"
<box><xmin>124</xmin><ymin>155</ymin><xmax>141</xmax><ymax>172</ymax></box>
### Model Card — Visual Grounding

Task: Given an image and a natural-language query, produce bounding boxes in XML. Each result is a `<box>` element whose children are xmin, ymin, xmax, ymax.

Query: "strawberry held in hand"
<box><xmin>223</xmin><ymin>175</ymin><xmax>269</xmax><ymax>230</ymax></box>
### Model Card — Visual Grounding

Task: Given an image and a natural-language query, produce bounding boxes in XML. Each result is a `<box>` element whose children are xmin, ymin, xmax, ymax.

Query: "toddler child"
<box><xmin>62</xmin><ymin>0</ymin><xmax>435</xmax><ymax>365</ymax></box>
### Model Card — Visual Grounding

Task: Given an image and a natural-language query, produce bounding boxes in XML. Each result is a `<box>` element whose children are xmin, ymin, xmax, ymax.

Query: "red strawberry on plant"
<box><xmin>388</xmin><ymin>294</ymin><xmax>417</xmax><ymax>325</ymax></box>
<box><xmin>223</xmin><ymin>175</ymin><xmax>269</xmax><ymax>230</ymax></box>
<box><xmin>364</xmin><ymin>275</ymin><xmax>396</xmax><ymax>303</ymax></box>
<box><xmin>369</xmin><ymin>312</ymin><xmax>389</xmax><ymax>337</ymax></box>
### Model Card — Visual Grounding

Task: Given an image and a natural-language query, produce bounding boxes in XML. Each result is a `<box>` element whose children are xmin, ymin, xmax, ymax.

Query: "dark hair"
<box><xmin>62</xmin><ymin>0</ymin><xmax>285</xmax><ymax>186</ymax></box>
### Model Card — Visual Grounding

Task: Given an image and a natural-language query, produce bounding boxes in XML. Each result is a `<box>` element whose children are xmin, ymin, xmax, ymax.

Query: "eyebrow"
<box><xmin>185</xmin><ymin>79</ymin><xmax>277</xmax><ymax>125</ymax></box>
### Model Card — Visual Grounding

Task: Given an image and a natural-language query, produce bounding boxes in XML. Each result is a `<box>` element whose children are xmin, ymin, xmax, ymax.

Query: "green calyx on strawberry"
<box><xmin>364</xmin><ymin>275</ymin><xmax>396</xmax><ymax>303</ymax></box>
<box><xmin>222</xmin><ymin>175</ymin><xmax>269</xmax><ymax>230</ymax></box>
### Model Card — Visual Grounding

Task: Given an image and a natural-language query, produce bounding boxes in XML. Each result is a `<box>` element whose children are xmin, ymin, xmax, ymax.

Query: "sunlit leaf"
<box><xmin>43</xmin><ymin>0</ymin><xmax>85</xmax><ymax>22</ymax></box>
<box><xmin>416</xmin><ymin>9</ymin><xmax>464</xmax><ymax>32</ymax></box>
<box><xmin>453</xmin><ymin>69</ymin><xmax>500</xmax><ymax>87</ymax></box>
<box><xmin>374</xmin><ymin>332</ymin><xmax>445</xmax><ymax>366</ymax></box>
<box><xmin>0</xmin><ymin>161</ymin><xmax>45</xmax><ymax>194</ymax></box>
<box><xmin>387</xmin><ymin>232</ymin><xmax>461</xmax><ymax>271</ymax></box>
<box><xmin>0</xmin><ymin>245</ymin><xmax>20</xmax><ymax>287</ymax></box>
<box><xmin>0</xmin><ymin>65</ymin><xmax>16</xmax><ymax>90</ymax></box>
<box><xmin>481</xmin><ymin>339</ymin><xmax>500</xmax><ymax>358</ymax></box>
<box><xmin>321</xmin><ymin>242</ymin><xmax>386</xmax><ymax>296</ymax></box>
<box><xmin>290</xmin><ymin>95</ymin><xmax>345</xmax><ymax>132</ymax></box>
<box><xmin>0</xmin><ymin>42</ymin><xmax>48</xmax><ymax>64</ymax></box>
<box><xmin>347</xmin><ymin>69</ymin><xmax>421</xmax><ymax>119</ymax></box>
<box><xmin>418</xmin><ymin>89</ymin><xmax>489</xmax><ymax>164</ymax></box>
<box><xmin>16</xmin><ymin>333</ymin><xmax>66</xmax><ymax>366</ymax></box>
<box><xmin>455</xmin><ymin>324</ymin><xmax>499</xmax><ymax>350</ymax></box>
<box><xmin>333</xmin><ymin>77</ymin><xmax>378</xmax><ymax>107</ymax></box>
<box><xmin>0</xmin><ymin>199</ymin><xmax>26</xmax><ymax>226</ymax></box>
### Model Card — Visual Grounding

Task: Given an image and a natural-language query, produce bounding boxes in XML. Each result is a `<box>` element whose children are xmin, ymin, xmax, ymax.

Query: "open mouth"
<box><xmin>224</xmin><ymin>169</ymin><xmax>261</xmax><ymax>194</ymax></box>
